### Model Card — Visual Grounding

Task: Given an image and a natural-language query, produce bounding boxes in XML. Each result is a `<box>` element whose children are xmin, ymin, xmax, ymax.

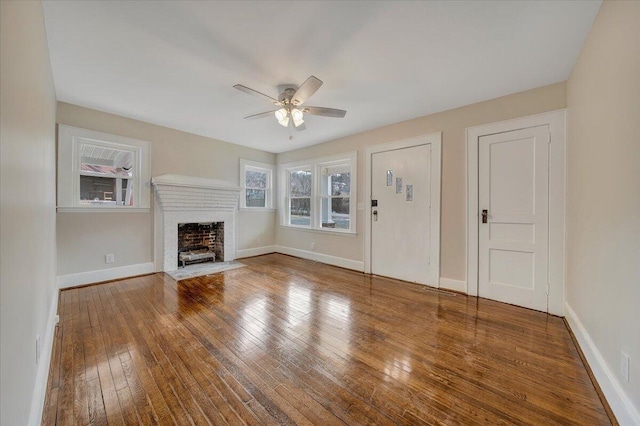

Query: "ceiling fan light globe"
<box><xmin>291</xmin><ymin>108</ymin><xmax>304</xmax><ymax>121</ymax></box>
<box><xmin>293</xmin><ymin>116</ymin><xmax>304</xmax><ymax>127</ymax></box>
<box><xmin>278</xmin><ymin>116</ymin><xmax>290</xmax><ymax>127</ymax></box>
<box><xmin>274</xmin><ymin>108</ymin><xmax>288</xmax><ymax>122</ymax></box>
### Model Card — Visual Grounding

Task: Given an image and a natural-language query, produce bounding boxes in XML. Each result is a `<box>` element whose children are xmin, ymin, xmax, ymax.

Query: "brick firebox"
<box><xmin>177</xmin><ymin>222</ymin><xmax>224</xmax><ymax>262</ymax></box>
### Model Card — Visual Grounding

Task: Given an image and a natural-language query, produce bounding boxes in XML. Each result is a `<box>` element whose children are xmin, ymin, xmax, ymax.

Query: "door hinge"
<box><xmin>546</xmin><ymin>282</ymin><xmax>550</xmax><ymax>295</ymax></box>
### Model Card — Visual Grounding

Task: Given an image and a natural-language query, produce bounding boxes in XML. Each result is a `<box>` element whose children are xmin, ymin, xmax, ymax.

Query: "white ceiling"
<box><xmin>42</xmin><ymin>1</ymin><xmax>600</xmax><ymax>154</ymax></box>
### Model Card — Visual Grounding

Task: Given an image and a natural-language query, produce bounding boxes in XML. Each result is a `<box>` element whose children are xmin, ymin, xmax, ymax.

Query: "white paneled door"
<box><xmin>478</xmin><ymin>126</ymin><xmax>550</xmax><ymax>312</ymax></box>
<box><xmin>371</xmin><ymin>144</ymin><xmax>431</xmax><ymax>285</ymax></box>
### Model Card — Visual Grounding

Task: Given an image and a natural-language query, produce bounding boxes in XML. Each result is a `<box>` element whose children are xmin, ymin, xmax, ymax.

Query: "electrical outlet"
<box><xmin>311</xmin><ymin>242</ymin><xmax>316</xmax><ymax>251</ymax></box>
<box><xmin>621</xmin><ymin>351</ymin><xmax>629</xmax><ymax>382</ymax></box>
<box><xmin>105</xmin><ymin>253</ymin><xmax>115</xmax><ymax>264</ymax></box>
<box><xmin>36</xmin><ymin>335</ymin><xmax>40</xmax><ymax>363</ymax></box>
<box><xmin>357</xmin><ymin>203</ymin><xmax>365</xmax><ymax>211</ymax></box>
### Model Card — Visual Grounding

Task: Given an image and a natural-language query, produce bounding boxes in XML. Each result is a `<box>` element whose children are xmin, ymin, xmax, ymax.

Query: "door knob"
<box><xmin>482</xmin><ymin>209</ymin><xmax>488</xmax><ymax>224</ymax></box>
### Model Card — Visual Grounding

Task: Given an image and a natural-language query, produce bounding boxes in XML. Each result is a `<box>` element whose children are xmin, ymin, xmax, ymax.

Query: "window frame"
<box><xmin>279</xmin><ymin>151</ymin><xmax>357</xmax><ymax>234</ymax></box>
<box><xmin>318</xmin><ymin>161</ymin><xmax>352</xmax><ymax>231</ymax></box>
<box><xmin>239</xmin><ymin>159</ymin><xmax>276</xmax><ymax>210</ymax></box>
<box><xmin>285</xmin><ymin>166</ymin><xmax>314</xmax><ymax>229</ymax></box>
<box><xmin>57</xmin><ymin>125</ymin><xmax>151</xmax><ymax>213</ymax></box>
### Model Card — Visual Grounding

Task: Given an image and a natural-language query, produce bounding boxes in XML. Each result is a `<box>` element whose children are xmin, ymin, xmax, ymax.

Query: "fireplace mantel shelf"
<box><xmin>152</xmin><ymin>174</ymin><xmax>241</xmax><ymax>191</ymax></box>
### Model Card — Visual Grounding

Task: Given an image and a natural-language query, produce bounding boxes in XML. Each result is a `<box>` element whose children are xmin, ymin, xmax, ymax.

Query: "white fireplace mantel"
<box><xmin>152</xmin><ymin>174</ymin><xmax>241</xmax><ymax>191</ymax></box>
<box><xmin>152</xmin><ymin>174</ymin><xmax>240</xmax><ymax>271</ymax></box>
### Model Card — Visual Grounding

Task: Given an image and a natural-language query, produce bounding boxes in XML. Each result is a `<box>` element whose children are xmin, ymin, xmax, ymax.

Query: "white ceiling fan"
<box><xmin>234</xmin><ymin>76</ymin><xmax>347</xmax><ymax>132</ymax></box>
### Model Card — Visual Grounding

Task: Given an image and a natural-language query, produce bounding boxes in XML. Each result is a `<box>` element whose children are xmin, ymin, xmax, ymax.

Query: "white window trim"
<box><xmin>278</xmin><ymin>151</ymin><xmax>357</xmax><ymax>235</ymax></box>
<box><xmin>239</xmin><ymin>159</ymin><xmax>276</xmax><ymax>211</ymax></box>
<box><xmin>57</xmin><ymin>125</ymin><xmax>151</xmax><ymax>212</ymax></box>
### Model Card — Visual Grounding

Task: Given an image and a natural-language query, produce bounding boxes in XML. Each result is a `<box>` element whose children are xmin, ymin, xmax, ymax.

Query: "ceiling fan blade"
<box><xmin>303</xmin><ymin>106</ymin><xmax>347</xmax><ymax>118</ymax></box>
<box><xmin>243</xmin><ymin>110</ymin><xmax>277</xmax><ymax>120</ymax></box>
<box><xmin>233</xmin><ymin>84</ymin><xmax>281</xmax><ymax>105</ymax></box>
<box><xmin>292</xmin><ymin>76</ymin><xmax>323</xmax><ymax>105</ymax></box>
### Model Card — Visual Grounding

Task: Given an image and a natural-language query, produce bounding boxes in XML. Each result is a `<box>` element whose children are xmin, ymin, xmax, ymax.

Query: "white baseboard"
<box><xmin>439</xmin><ymin>277</ymin><xmax>466</xmax><ymax>293</ymax></box>
<box><xmin>57</xmin><ymin>262</ymin><xmax>155</xmax><ymax>289</ymax></box>
<box><xmin>565</xmin><ymin>303</ymin><xmax>640</xmax><ymax>425</ymax></box>
<box><xmin>27</xmin><ymin>287</ymin><xmax>59</xmax><ymax>426</ymax></box>
<box><xmin>275</xmin><ymin>245</ymin><xmax>364</xmax><ymax>272</ymax></box>
<box><xmin>236</xmin><ymin>245</ymin><xmax>276</xmax><ymax>259</ymax></box>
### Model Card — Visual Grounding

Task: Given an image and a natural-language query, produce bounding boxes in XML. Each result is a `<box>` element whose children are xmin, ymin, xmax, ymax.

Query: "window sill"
<box><xmin>57</xmin><ymin>206</ymin><xmax>151</xmax><ymax>213</ymax></box>
<box><xmin>239</xmin><ymin>207</ymin><xmax>277</xmax><ymax>212</ymax></box>
<box><xmin>279</xmin><ymin>225</ymin><xmax>357</xmax><ymax>237</ymax></box>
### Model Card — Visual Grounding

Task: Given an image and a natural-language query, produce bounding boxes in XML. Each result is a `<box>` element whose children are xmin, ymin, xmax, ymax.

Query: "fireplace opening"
<box><xmin>177</xmin><ymin>222</ymin><xmax>224</xmax><ymax>268</ymax></box>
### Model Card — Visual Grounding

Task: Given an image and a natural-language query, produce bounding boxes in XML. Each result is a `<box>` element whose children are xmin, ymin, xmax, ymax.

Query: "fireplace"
<box><xmin>177</xmin><ymin>222</ymin><xmax>224</xmax><ymax>267</ymax></box>
<box><xmin>152</xmin><ymin>174</ymin><xmax>240</xmax><ymax>272</ymax></box>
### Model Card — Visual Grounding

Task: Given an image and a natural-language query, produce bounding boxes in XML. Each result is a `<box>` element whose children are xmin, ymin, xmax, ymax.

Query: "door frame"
<box><xmin>466</xmin><ymin>110</ymin><xmax>566</xmax><ymax>315</ymax></box>
<box><xmin>364</xmin><ymin>133</ymin><xmax>442</xmax><ymax>286</ymax></box>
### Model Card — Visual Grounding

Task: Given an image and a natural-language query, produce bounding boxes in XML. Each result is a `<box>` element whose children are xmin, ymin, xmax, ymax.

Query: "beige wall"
<box><xmin>277</xmin><ymin>82</ymin><xmax>566</xmax><ymax>281</ymax></box>
<box><xmin>566</xmin><ymin>0</ymin><xmax>640</xmax><ymax>417</ymax></box>
<box><xmin>56</xmin><ymin>102</ymin><xmax>276</xmax><ymax>276</ymax></box>
<box><xmin>0</xmin><ymin>1</ymin><xmax>58</xmax><ymax>424</ymax></box>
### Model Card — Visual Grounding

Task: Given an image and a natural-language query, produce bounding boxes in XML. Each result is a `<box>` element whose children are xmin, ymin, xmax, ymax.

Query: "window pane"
<box><xmin>246</xmin><ymin>189</ymin><xmax>266</xmax><ymax>207</ymax></box>
<box><xmin>80</xmin><ymin>164</ymin><xmax>133</xmax><ymax>177</ymax></box>
<box><xmin>321</xmin><ymin>171</ymin><xmax>350</xmax><ymax>197</ymax></box>
<box><xmin>80</xmin><ymin>176</ymin><xmax>133</xmax><ymax>206</ymax></box>
<box><xmin>332</xmin><ymin>172</ymin><xmax>350</xmax><ymax>196</ymax></box>
<box><xmin>321</xmin><ymin>197</ymin><xmax>350</xmax><ymax>229</ymax></box>
<box><xmin>246</xmin><ymin>170</ymin><xmax>267</xmax><ymax>189</ymax></box>
<box><xmin>80</xmin><ymin>143</ymin><xmax>133</xmax><ymax>178</ymax></box>
<box><xmin>290</xmin><ymin>198</ymin><xmax>310</xmax><ymax>226</ymax></box>
<box><xmin>289</xmin><ymin>170</ymin><xmax>312</xmax><ymax>197</ymax></box>
<box><xmin>80</xmin><ymin>175</ymin><xmax>117</xmax><ymax>205</ymax></box>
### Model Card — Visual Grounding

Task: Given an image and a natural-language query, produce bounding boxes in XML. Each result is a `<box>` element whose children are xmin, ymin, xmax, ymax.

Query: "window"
<box><xmin>288</xmin><ymin>169</ymin><xmax>312</xmax><ymax>226</ymax></box>
<box><xmin>79</xmin><ymin>146</ymin><xmax>134</xmax><ymax>206</ymax></box>
<box><xmin>280</xmin><ymin>152</ymin><xmax>357</xmax><ymax>233</ymax></box>
<box><xmin>319</xmin><ymin>163</ymin><xmax>351</xmax><ymax>230</ymax></box>
<box><xmin>57</xmin><ymin>125</ymin><xmax>151</xmax><ymax>212</ymax></box>
<box><xmin>239</xmin><ymin>159</ymin><xmax>275</xmax><ymax>209</ymax></box>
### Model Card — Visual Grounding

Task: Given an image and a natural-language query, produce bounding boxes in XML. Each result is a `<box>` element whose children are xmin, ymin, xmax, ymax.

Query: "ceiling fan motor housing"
<box><xmin>278</xmin><ymin>88</ymin><xmax>297</xmax><ymax>105</ymax></box>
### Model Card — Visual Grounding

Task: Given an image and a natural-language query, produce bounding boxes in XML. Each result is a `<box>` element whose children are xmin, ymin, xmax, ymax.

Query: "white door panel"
<box><xmin>371</xmin><ymin>144</ymin><xmax>431</xmax><ymax>284</ymax></box>
<box><xmin>478</xmin><ymin>126</ymin><xmax>549</xmax><ymax>312</ymax></box>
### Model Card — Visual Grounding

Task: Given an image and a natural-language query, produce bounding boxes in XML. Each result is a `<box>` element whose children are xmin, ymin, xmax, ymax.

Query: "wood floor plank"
<box><xmin>115</xmin><ymin>385</ymin><xmax>143</xmax><ymax>426</ymax></box>
<box><xmin>92</xmin><ymin>325</ymin><xmax>125</xmax><ymax>426</ymax></box>
<box><xmin>54</xmin><ymin>318</ymin><xmax>74</xmax><ymax>425</ymax></box>
<box><xmin>43</xmin><ymin>254</ymin><xmax>612</xmax><ymax>425</ymax></box>
<box><xmin>72</xmin><ymin>325</ymin><xmax>90</xmax><ymax>425</ymax></box>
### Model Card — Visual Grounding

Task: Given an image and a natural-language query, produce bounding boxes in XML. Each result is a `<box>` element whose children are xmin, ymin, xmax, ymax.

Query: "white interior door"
<box><xmin>478</xmin><ymin>126</ymin><xmax>549</xmax><ymax>312</ymax></box>
<box><xmin>371</xmin><ymin>144</ymin><xmax>431</xmax><ymax>284</ymax></box>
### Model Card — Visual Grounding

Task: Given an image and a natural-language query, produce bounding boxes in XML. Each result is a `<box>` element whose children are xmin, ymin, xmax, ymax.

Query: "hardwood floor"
<box><xmin>42</xmin><ymin>254</ymin><xmax>611</xmax><ymax>425</ymax></box>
